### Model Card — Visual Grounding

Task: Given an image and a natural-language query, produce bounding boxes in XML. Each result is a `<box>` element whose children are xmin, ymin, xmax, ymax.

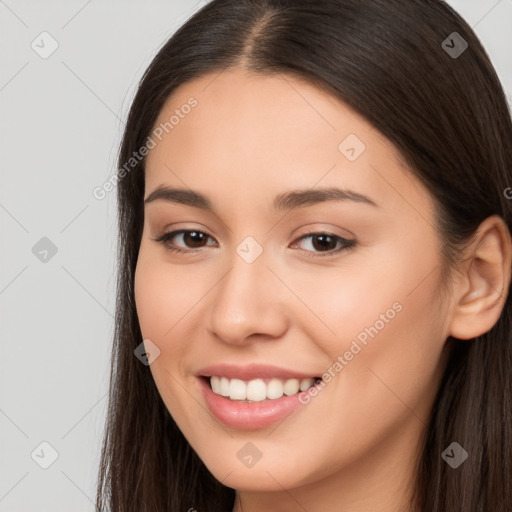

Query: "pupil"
<box><xmin>185</xmin><ymin>231</ymin><xmax>205</xmax><ymax>248</ymax></box>
<box><xmin>313</xmin><ymin>234</ymin><xmax>336</xmax><ymax>251</ymax></box>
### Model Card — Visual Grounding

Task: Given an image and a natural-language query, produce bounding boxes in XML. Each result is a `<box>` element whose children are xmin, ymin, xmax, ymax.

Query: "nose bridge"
<box><xmin>207</xmin><ymin>236</ymin><xmax>287</xmax><ymax>344</ymax></box>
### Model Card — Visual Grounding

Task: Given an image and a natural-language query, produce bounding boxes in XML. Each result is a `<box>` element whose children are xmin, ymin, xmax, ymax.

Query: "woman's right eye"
<box><xmin>152</xmin><ymin>229</ymin><xmax>217</xmax><ymax>254</ymax></box>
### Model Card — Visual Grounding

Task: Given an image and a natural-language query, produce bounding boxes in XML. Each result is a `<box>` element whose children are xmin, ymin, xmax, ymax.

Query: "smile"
<box><xmin>196</xmin><ymin>364</ymin><xmax>324</xmax><ymax>429</ymax></box>
<box><xmin>208</xmin><ymin>376</ymin><xmax>321</xmax><ymax>402</ymax></box>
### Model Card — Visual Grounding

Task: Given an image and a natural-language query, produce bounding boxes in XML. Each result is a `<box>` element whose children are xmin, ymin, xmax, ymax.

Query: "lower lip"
<box><xmin>198</xmin><ymin>377</ymin><xmax>308</xmax><ymax>430</ymax></box>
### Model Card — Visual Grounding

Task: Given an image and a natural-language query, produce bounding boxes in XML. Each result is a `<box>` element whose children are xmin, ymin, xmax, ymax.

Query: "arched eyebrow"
<box><xmin>273</xmin><ymin>187</ymin><xmax>380</xmax><ymax>209</ymax></box>
<box><xmin>144</xmin><ymin>185</ymin><xmax>380</xmax><ymax>212</ymax></box>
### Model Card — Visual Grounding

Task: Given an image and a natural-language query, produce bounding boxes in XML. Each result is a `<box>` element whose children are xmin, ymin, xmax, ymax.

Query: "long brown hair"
<box><xmin>96</xmin><ymin>1</ymin><xmax>512</xmax><ymax>510</ymax></box>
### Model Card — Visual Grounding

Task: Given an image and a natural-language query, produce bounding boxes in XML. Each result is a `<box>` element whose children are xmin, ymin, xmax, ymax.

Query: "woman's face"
<box><xmin>134</xmin><ymin>67</ymin><xmax>453</xmax><ymax>497</ymax></box>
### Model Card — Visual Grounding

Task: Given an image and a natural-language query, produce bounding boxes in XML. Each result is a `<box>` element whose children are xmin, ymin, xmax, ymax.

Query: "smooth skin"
<box><xmin>134</xmin><ymin>67</ymin><xmax>511</xmax><ymax>512</ymax></box>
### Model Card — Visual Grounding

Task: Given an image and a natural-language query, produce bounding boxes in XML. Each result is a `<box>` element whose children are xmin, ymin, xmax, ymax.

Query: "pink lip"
<box><xmin>197</xmin><ymin>363</ymin><xmax>320</xmax><ymax>380</ymax></box>
<box><xmin>197</xmin><ymin>376</ymin><xmax>310</xmax><ymax>430</ymax></box>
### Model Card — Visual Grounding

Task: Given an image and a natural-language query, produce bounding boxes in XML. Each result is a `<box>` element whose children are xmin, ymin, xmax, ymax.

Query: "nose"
<box><xmin>206</xmin><ymin>244</ymin><xmax>289</xmax><ymax>346</ymax></box>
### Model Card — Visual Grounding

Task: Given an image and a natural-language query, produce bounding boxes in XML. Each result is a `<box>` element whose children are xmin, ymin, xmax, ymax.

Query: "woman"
<box><xmin>96</xmin><ymin>1</ymin><xmax>512</xmax><ymax>510</ymax></box>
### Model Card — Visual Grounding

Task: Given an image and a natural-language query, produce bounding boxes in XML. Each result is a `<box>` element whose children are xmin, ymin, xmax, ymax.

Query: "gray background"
<box><xmin>0</xmin><ymin>1</ymin><xmax>511</xmax><ymax>511</ymax></box>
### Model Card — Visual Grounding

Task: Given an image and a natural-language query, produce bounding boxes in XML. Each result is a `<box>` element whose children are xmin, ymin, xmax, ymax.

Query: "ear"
<box><xmin>448</xmin><ymin>215</ymin><xmax>512</xmax><ymax>340</ymax></box>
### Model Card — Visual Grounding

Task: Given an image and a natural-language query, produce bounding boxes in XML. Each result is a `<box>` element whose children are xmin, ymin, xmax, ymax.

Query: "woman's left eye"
<box><xmin>292</xmin><ymin>232</ymin><xmax>357</xmax><ymax>257</ymax></box>
<box><xmin>152</xmin><ymin>229</ymin><xmax>357</xmax><ymax>257</ymax></box>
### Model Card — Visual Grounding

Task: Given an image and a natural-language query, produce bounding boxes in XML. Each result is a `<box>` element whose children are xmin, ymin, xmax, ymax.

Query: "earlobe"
<box><xmin>448</xmin><ymin>215</ymin><xmax>512</xmax><ymax>340</ymax></box>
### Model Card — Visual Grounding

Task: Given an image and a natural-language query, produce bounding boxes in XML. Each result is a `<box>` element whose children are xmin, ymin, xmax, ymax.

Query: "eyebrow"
<box><xmin>144</xmin><ymin>185</ymin><xmax>380</xmax><ymax>211</ymax></box>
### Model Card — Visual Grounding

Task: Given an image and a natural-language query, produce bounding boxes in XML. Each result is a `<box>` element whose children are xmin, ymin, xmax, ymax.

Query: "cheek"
<box><xmin>290</xmin><ymin>242</ymin><xmax>447</xmax><ymax>409</ymax></box>
<box><xmin>134</xmin><ymin>262</ymin><xmax>167</xmax><ymax>341</ymax></box>
<box><xmin>134</xmin><ymin>247</ymin><xmax>203</xmax><ymax>342</ymax></box>
<box><xmin>270</xmin><ymin>257</ymin><xmax>447</xmax><ymax>476</ymax></box>
<box><xmin>295</xmin><ymin>236</ymin><xmax>445</xmax><ymax>353</ymax></box>
<box><xmin>133</xmin><ymin>250</ymin><xmax>201</xmax><ymax>419</ymax></box>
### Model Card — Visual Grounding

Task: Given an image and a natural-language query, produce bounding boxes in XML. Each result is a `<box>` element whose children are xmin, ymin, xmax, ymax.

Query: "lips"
<box><xmin>195</xmin><ymin>363</ymin><xmax>323</xmax><ymax>429</ymax></box>
<box><xmin>197</xmin><ymin>376</ymin><xmax>310</xmax><ymax>429</ymax></box>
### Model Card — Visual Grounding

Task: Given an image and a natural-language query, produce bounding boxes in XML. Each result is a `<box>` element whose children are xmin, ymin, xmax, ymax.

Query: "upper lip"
<box><xmin>197</xmin><ymin>363</ymin><xmax>320</xmax><ymax>381</ymax></box>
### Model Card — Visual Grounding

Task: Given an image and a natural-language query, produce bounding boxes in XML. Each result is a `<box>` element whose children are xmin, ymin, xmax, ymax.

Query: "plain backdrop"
<box><xmin>0</xmin><ymin>1</ymin><xmax>511</xmax><ymax>511</ymax></box>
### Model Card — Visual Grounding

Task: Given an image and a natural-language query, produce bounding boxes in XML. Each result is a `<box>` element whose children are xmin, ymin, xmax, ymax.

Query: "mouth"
<box><xmin>200</xmin><ymin>375</ymin><xmax>323</xmax><ymax>402</ymax></box>
<box><xmin>196</xmin><ymin>363</ymin><xmax>325</xmax><ymax>428</ymax></box>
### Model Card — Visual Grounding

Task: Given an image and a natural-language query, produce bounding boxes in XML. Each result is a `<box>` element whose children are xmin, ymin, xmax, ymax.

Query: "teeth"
<box><xmin>267</xmin><ymin>378</ymin><xmax>283</xmax><ymax>399</ymax></box>
<box><xmin>247</xmin><ymin>379</ymin><xmax>267</xmax><ymax>401</ymax></box>
<box><xmin>283</xmin><ymin>378</ymin><xmax>300</xmax><ymax>395</ymax></box>
<box><xmin>299</xmin><ymin>377</ymin><xmax>315</xmax><ymax>391</ymax></box>
<box><xmin>229</xmin><ymin>378</ymin><xmax>247</xmax><ymax>400</ymax></box>
<box><xmin>208</xmin><ymin>376</ymin><xmax>319</xmax><ymax>401</ymax></box>
<box><xmin>219</xmin><ymin>377</ymin><xmax>230</xmax><ymax>396</ymax></box>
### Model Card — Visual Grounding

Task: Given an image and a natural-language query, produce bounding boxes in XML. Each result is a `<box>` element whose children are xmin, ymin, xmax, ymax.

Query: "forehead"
<box><xmin>144</xmin><ymin>67</ymin><xmax>432</xmax><ymax>220</ymax></box>
<box><xmin>147</xmin><ymin>67</ymin><xmax>376</xmax><ymax>162</ymax></box>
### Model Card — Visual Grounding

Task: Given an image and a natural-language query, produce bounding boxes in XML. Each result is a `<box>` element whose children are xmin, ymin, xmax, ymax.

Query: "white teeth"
<box><xmin>208</xmin><ymin>376</ymin><xmax>318</xmax><ymax>401</ymax></box>
<box><xmin>219</xmin><ymin>377</ymin><xmax>230</xmax><ymax>396</ymax></box>
<box><xmin>299</xmin><ymin>377</ymin><xmax>315</xmax><ymax>391</ymax></box>
<box><xmin>267</xmin><ymin>378</ymin><xmax>283</xmax><ymax>399</ymax></box>
<box><xmin>283</xmin><ymin>378</ymin><xmax>300</xmax><ymax>396</ymax></box>
<box><xmin>229</xmin><ymin>378</ymin><xmax>247</xmax><ymax>400</ymax></box>
<box><xmin>211</xmin><ymin>376</ymin><xmax>221</xmax><ymax>394</ymax></box>
<box><xmin>246</xmin><ymin>379</ymin><xmax>267</xmax><ymax>401</ymax></box>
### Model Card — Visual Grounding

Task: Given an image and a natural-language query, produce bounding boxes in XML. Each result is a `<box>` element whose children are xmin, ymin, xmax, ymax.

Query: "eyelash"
<box><xmin>152</xmin><ymin>229</ymin><xmax>357</xmax><ymax>258</ymax></box>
